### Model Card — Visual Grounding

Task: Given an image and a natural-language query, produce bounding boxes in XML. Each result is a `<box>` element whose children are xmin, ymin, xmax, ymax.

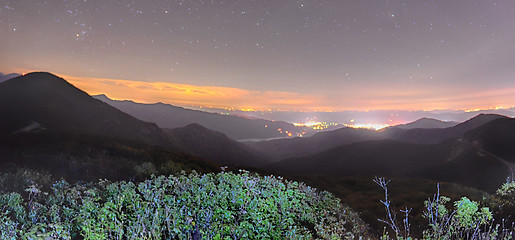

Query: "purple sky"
<box><xmin>1</xmin><ymin>0</ymin><xmax>515</xmax><ymax>111</ymax></box>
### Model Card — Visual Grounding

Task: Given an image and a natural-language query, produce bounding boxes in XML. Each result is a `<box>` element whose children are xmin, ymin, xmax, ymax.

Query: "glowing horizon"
<box><xmin>5</xmin><ymin>71</ymin><xmax>511</xmax><ymax>113</ymax></box>
<box><xmin>3</xmin><ymin>1</ymin><xmax>515</xmax><ymax>114</ymax></box>
<box><xmin>67</xmin><ymin>75</ymin><xmax>515</xmax><ymax>112</ymax></box>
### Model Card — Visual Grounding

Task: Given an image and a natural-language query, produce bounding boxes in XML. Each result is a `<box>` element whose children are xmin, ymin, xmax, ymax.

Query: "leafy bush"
<box><xmin>375</xmin><ymin>177</ymin><xmax>514</xmax><ymax>240</ymax></box>
<box><xmin>0</xmin><ymin>170</ymin><xmax>368</xmax><ymax>239</ymax></box>
<box><xmin>496</xmin><ymin>182</ymin><xmax>515</xmax><ymax>198</ymax></box>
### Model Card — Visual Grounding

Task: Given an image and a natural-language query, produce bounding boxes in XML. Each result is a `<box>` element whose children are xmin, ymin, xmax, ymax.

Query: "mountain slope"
<box><xmin>0</xmin><ymin>72</ymin><xmax>169</xmax><ymax>146</ymax></box>
<box><xmin>382</xmin><ymin>113</ymin><xmax>507</xmax><ymax>144</ymax></box>
<box><xmin>464</xmin><ymin>117</ymin><xmax>515</xmax><ymax>161</ymax></box>
<box><xmin>268</xmin><ymin>139</ymin><xmax>509</xmax><ymax>191</ymax></box>
<box><xmin>245</xmin><ymin>127</ymin><xmax>382</xmax><ymax>161</ymax></box>
<box><xmin>0</xmin><ymin>133</ymin><xmax>219</xmax><ymax>182</ymax></box>
<box><xmin>166</xmin><ymin>124</ymin><xmax>269</xmax><ymax>167</ymax></box>
<box><xmin>93</xmin><ymin>94</ymin><xmax>301</xmax><ymax>140</ymax></box>
<box><xmin>247</xmin><ymin>113</ymin><xmax>507</xmax><ymax>164</ymax></box>
<box><xmin>392</xmin><ymin>117</ymin><xmax>458</xmax><ymax>129</ymax></box>
<box><xmin>0</xmin><ymin>72</ymin><xmax>271</xmax><ymax>170</ymax></box>
<box><xmin>0</xmin><ymin>72</ymin><xmax>226</xmax><ymax>181</ymax></box>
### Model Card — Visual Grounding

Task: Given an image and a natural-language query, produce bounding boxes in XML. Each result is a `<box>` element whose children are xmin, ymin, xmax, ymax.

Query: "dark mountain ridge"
<box><xmin>1</xmin><ymin>72</ymin><xmax>512</xmax><ymax>193</ymax></box>
<box><xmin>245</xmin><ymin>127</ymin><xmax>382</xmax><ymax>161</ymax></box>
<box><xmin>166</xmin><ymin>123</ymin><xmax>269</xmax><ymax>167</ymax></box>
<box><xmin>391</xmin><ymin>117</ymin><xmax>458</xmax><ymax>129</ymax></box>
<box><xmin>381</xmin><ymin>113</ymin><xmax>508</xmax><ymax>144</ymax></box>
<box><xmin>93</xmin><ymin>94</ymin><xmax>303</xmax><ymax>140</ymax></box>
<box><xmin>0</xmin><ymin>72</ymin><xmax>169</xmax><ymax>147</ymax></box>
<box><xmin>267</xmin><ymin>137</ymin><xmax>509</xmax><ymax>192</ymax></box>
<box><xmin>464</xmin><ymin>117</ymin><xmax>515</xmax><ymax>161</ymax></box>
<box><xmin>246</xmin><ymin>114</ymin><xmax>506</xmax><ymax>162</ymax></box>
<box><xmin>0</xmin><ymin>72</ymin><xmax>265</xmax><ymax>180</ymax></box>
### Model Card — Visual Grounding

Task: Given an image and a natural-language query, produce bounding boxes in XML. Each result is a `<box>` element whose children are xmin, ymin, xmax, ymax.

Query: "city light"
<box><xmin>343</xmin><ymin>123</ymin><xmax>389</xmax><ymax>130</ymax></box>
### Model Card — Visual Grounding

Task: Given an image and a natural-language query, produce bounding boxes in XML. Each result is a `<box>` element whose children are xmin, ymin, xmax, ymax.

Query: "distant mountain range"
<box><xmin>0</xmin><ymin>72</ymin><xmax>20</xmax><ymax>83</ymax></box>
<box><xmin>0</xmin><ymin>72</ymin><xmax>168</xmax><ymax>146</ymax></box>
<box><xmin>381</xmin><ymin>113</ymin><xmax>507</xmax><ymax>144</ymax></box>
<box><xmin>0</xmin><ymin>72</ymin><xmax>267</xmax><ymax>181</ymax></box>
<box><xmin>246</xmin><ymin>114</ymin><xmax>505</xmax><ymax>162</ymax></box>
<box><xmin>391</xmin><ymin>117</ymin><xmax>458</xmax><ymax>129</ymax></box>
<box><xmin>219</xmin><ymin>107</ymin><xmax>515</xmax><ymax>127</ymax></box>
<box><xmin>261</xmin><ymin>114</ymin><xmax>513</xmax><ymax>191</ymax></box>
<box><xmin>93</xmin><ymin>94</ymin><xmax>304</xmax><ymax>140</ymax></box>
<box><xmin>267</xmin><ymin>137</ymin><xmax>509</xmax><ymax>192</ymax></box>
<box><xmin>1</xmin><ymin>72</ymin><xmax>513</xmax><ymax>192</ymax></box>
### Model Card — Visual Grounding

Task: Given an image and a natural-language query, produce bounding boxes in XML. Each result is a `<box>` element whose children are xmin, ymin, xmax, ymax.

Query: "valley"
<box><xmin>0</xmin><ymin>72</ymin><xmax>513</xmax><ymax>239</ymax></box>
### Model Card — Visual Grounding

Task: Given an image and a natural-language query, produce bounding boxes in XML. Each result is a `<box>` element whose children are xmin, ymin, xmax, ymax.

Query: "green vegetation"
<box><xmin>1</xmin><ymin>168</ymin><xmax>513</xmax><ymax>239</ymax></box>
<box><xmin>0</xmin><ymin>170</ymin><xmax>368</xmax><ymax>239</ymax></box>
<box><xmin>290</xmin><ymin>175</ymin><xmax>494</xmax><ymax>237</ymax></box>
<box><xmin>374</xmin><ymin>177</ymin><xmax>514</xmax><ymax>240</ymax></box>
<box><xmin>0</xmin><ymin>134</ymin><xmax>220</xmax><ymax>182</ymax></box>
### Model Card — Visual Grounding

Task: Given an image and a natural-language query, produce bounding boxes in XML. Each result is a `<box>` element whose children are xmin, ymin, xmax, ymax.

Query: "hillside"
<box><xmin>381</xmin><ymin>113</ymin><xmax>507</xmax><ymax>144</ymax></box>
<box><xmin>268</xmin><ymin>138</ymin><xmax>509</xmax><ymax>192</ymax></box>
<box><xmin>0</xmin><ymin>72</ymin><xmax>253</xmax><ymax>181</ymax></box>
<box><xmin>464</xmin><ymin>117</ymin><xmax>515</xmax><ymax>161</ymax></box>
<box><xmin>0</xmin><ymin>72</ymin><xmax>170</xmax><ymax>147</ymax></box>
<box><xmin>166</xmin><ymin>124</ymin><xmax>269</xmax><ymax>167</ymax></box>
<box><xmin>0</xmin><ymin>72</ymin><xmax>270</xmax><ymax>171</ymax></box>
<box><xmin>0</xmin><ymin>133</ymin><xmax>219</xmax><ymax>182</ymax></box>
<box><xmin>391</xmin><ymin>117</ymin><xmax>458</xmax><ymax>129</ymax></box>
<box><xmin>93</xmin><ymin>94</ymin><xmax>303</xmax><ymax>140</ymax></box>
<box><xmin>245</xmin><ymin>127</ymin><xmax>382</xmax><ymax>161</ymax></box>
<box><xmin>246</xmin><ymin>114</ymin><xmax>506</xmax><ymax>163</ymax></box>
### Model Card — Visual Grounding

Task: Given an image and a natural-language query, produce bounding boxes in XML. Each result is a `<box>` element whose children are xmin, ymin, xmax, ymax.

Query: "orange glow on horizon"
<box><xmin>6</xmin><ymin>70</ymin><xmax>515</xmax><ymax>112</ymax></box>
<box><xmin>62</xmin><ymin>74</ymin><xmax>327</xmax><ymax>111</ymax></box>
<box><xmin>61</xmin><ymin>74</ymin><xmax>515</xmax><ymax>112</ymax></box>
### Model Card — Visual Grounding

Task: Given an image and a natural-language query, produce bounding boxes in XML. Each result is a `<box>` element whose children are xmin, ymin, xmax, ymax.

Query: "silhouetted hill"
<box><xmin>392</xmin><ymin>117</ymin><xmax>458</xmax><ymax>129</ymax></box>
<box><xmin>268</xmin><ymin>139</ymin><xmax>509</xmax><ymax>191</ymax></box>
<box><xmin>166</xmin><ymin>124</ymin><xmax>269</xmax><ymax>167</ymax></box>
<box><xmin>464</xmin><ymin>117</ymin><xmax>515</xmax><ymax>161</ymax></box>
<box><xmin>0</xmin><ymin>72</ymin><xmax>169</xmax><ymax>146</ymax></box>
<box><xmin>245</xmin><ymin>127</ymin><xmax>382</xmax><ymax>161</ymax></box>
<box><xmin>259</xmin><ymin>114</ymin><xmax>512</xmax><ymax>191</ymax></box>
<box><xmin>93</xmin><ymin>94</ymin><xmax>302</xmax><ymax>140</ymax></box>
<box><xmin>0</xmin><ymin>72</ymin><xmax>229</xmax><ymax>181</ymax></box>
<box><xmin>246</xmin><ymin>113</ymin><xmax>507</xmax><ymax>165</ymax></box>
<box><xmin>382</xmin><ymin>113</ymin><xmax>507</xmax><ymax>144</ymax></box>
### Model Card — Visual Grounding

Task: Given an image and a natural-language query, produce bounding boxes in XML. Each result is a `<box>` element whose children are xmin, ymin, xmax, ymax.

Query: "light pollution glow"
<box><xmin>343</xmin><ymin>123</ymin><xmax>390</xmax><ymax>131</ymax></box>
<box><xmin>294</xmin><ymin>121</ymin><xmax>388</xmax><ymax>131</ymax></box>
<box><xmin>3</xmin><ymin>1</ymin><xmax>515</xmax><ymax>113</ymax></box>
<box><xmin>46</xmin><ymin>73</ymin><xmax>515</xmax><ymax>112</ymax></box>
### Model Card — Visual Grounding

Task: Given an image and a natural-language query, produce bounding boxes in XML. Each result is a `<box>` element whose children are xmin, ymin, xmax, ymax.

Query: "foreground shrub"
<box><xmin>375</xmin><ymin>177</ymin><xmax>515</xmax><ymax>240</ymax></box>
<box><xmin>491</xmin><ymin>182</ymin><xmax>515</xmax><ymax>223</ymax></box>
<box><xmin>0</xmin><ymin>170</ymin><xmax>368</xmax><ymax>239</ymax></box>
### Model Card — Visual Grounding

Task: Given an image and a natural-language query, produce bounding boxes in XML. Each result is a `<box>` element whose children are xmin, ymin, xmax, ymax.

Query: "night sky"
<box><xmin>1</xmin><ymin>0</ymin><xmax>515</xmax><ymax>111</ymax></box>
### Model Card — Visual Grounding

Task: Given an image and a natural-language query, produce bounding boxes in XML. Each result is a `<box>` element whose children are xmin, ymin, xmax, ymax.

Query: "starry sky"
<box><xmin>1</xmin><ymin>0</ymin><xmax>515</xmax><ymax>111</ymax></box>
